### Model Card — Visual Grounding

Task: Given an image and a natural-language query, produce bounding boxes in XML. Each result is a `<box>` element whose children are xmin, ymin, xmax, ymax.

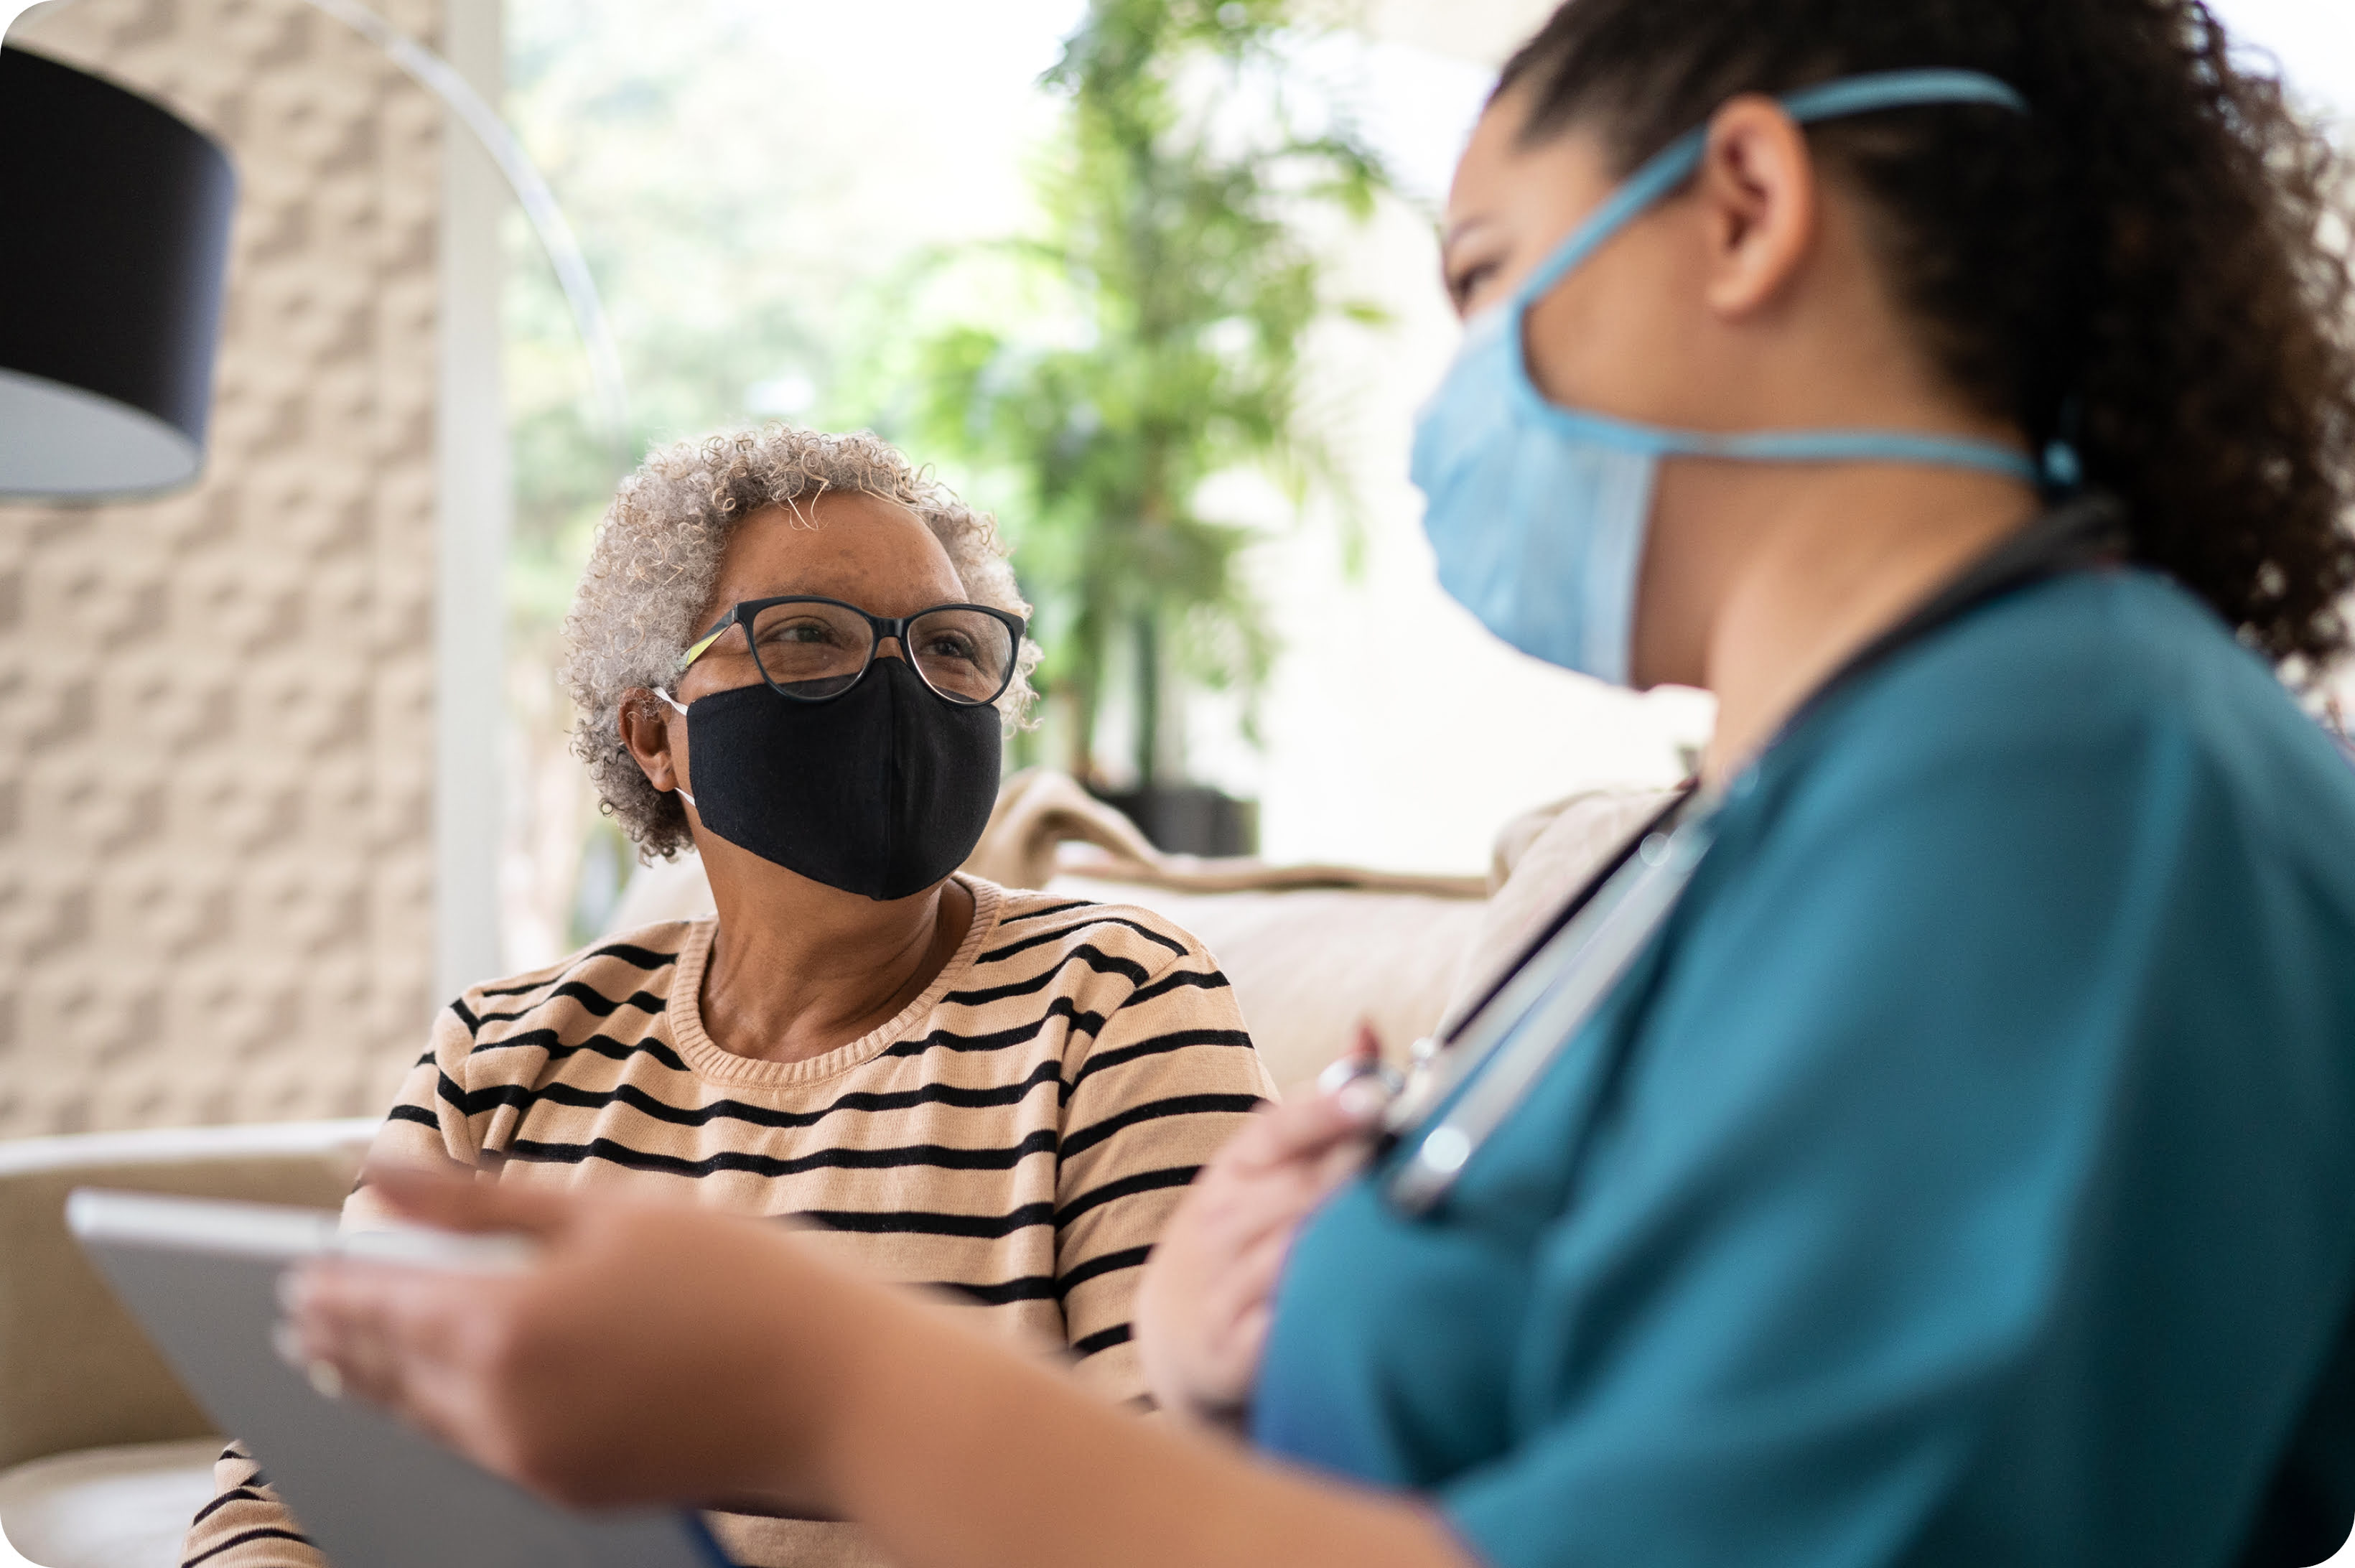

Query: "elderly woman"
<box><xmin>183</xmin><ymin>426</ymin><xmax>1274</xmax><ymax>1568</ymax></box>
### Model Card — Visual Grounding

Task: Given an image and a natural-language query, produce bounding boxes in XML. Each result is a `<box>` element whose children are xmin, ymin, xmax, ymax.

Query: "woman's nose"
<box><xmin>875</xmin><ymin>635</ymin><xmax>908</xmax><ymax>663</ymax></box>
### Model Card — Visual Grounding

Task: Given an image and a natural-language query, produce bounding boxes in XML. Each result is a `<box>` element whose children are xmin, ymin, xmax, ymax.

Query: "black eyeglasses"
<box><xmin>679</xmin><ymin>596</ymin><xmax>1026</xmax><ymax>706</ymax></box>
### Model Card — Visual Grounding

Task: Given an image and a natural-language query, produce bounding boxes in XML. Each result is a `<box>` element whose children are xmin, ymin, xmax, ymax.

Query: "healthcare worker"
<box><xmin>281</xmin><ymin>1</ymin><xmax>2355</xmax><ymax>1564</ymax></box>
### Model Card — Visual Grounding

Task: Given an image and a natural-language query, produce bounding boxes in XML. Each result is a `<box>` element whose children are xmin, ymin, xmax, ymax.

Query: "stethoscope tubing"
<box><xmin>1383</xmin><ymin>801</ymin><xmax>1719</xmax><ymax>1214</ymax></box>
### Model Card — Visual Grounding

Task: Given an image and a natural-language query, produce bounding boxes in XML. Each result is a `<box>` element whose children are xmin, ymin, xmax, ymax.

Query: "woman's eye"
<box><xmin>920</xmin><ymin>632</ymin><xmax>979</xmax><ymax>663</ymax></box>
<box><xmin>1449</xmin><ymin>259</ymin><xmax>1501</xmax><ymax>312</ymax></box>
<box><xmin>762</xmin><ymin>619</ymin><xmax>841</xmax><ymax>646</ymax></box>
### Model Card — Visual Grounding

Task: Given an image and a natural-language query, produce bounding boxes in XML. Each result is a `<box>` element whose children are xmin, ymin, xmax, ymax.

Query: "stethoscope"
<box><xmin>1379</xmin><ymin>785</ymin><xmax>1715</xmax><ymax>1213</ymax></box>
<box><xmin>1334</xmin><ymin>495</ymin><xmax>2133</xmax><ymax>1218</ymax></box>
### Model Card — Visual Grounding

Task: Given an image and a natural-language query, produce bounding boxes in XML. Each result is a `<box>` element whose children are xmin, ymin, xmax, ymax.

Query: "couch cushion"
<box><xmin>0</xmin><ymin>1121</ymin><xmax>374</xmax><ymax>1475</ymax></box>
<box><xmin>0</xmin><ymin>1439</ymin><xmax>220</xmax><ymax>1568</ymax></box>
<box><xmin>1048</xmin><ymin>877</ymin><xmax>1488</xmax><ymax>1093</ymax></box>
<box><xmin>1056</xmin><ymin>789</ymin><xmax>1675</xmax><ymax>1091</ymax></box>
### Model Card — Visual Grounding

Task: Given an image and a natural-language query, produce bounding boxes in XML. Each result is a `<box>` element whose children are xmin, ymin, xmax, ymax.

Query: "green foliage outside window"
<box><xmin>903</xmin><ymin>0</ymin><xmax>1389</xmax><ymax>788</ymax></box>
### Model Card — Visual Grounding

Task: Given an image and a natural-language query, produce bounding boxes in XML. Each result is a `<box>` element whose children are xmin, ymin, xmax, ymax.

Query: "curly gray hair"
<box><xmin>563</xmin><ymin>424</ymin><xmax>1039</xmax><ymax>860</ymax></box>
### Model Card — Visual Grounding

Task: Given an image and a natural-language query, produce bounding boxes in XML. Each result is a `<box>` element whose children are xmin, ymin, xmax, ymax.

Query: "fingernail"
<box><xmin>306</xmin><ymin>1361</ymin><xmax>344</xmax><ymax>1401</ymax></box>
<box><xmin>1335</xmin><ymin>1079</ymin><xmax>1388</xmax><ymax>1121</ymax></box>
<box><xmin>274</xmin><ymin>1269</ymin><xmax>302</xmax><ymax>1312</ymax></box>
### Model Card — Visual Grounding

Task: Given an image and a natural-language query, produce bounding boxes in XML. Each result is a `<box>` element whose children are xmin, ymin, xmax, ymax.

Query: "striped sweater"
<box><xmin>183</xmin><ymin>877</ymin><xmax>1274</xmax><ymax>1568</ymax></box>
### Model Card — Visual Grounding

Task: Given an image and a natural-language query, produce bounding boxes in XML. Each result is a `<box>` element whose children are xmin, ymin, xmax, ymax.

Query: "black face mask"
<box><xmin>676</xmin><ymin>656</ymin><xmax>1002</xmax><ymax>901</ymax></box>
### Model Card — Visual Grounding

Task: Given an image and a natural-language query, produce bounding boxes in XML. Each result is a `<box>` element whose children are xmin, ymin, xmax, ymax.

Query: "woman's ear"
<box><xmin>1694</xmin><ymin>95</ymin><xmax>1819</xmax><ymax>319</ymax></box>
<box><xmin>619</xmin><ymin>689</ymin><xmax>684</xmax><ymax>795</ymax></box>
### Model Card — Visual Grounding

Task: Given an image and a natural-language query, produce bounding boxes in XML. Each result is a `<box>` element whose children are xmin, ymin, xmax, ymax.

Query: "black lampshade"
<box><xmin>0</xmin><ymin>45</ymin><xmax>237</xmax><ymax>500</ymax></box>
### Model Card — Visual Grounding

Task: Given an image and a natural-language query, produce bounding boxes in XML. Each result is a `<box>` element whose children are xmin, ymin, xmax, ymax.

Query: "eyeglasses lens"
<box><xmin>747</xmin><ymin>602</ymin><xmax>872</xmax><ymax>699</ymax></box>
<box><xmin>905</xmin><ymin>608</ymin><xmax>1016</xmax><ymax>704</ymax></box>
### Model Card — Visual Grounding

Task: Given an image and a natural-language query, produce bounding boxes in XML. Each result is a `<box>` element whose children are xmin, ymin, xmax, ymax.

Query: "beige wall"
<box><xmin>1</xmin><ymin>0</ymin><xmax>444</xmax><ymax>1136</ymax></box>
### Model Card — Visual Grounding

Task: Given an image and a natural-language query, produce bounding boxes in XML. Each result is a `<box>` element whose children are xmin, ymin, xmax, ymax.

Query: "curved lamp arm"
<box><xmin>305</xmin><ymin>0</ymin><xmax>633</xmax><ymax>472</ymax></box>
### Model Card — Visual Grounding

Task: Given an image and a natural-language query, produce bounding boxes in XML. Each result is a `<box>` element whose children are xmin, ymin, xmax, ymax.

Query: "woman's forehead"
<box><xmin>713</xmin><ymin>494</ymin><xmax>963</xmax><ymax>608</ymax></box>
<box><xmin>1448</xmin><ymin>91</ymin><xmax>1610</xmax><ymax>227</ymax></box>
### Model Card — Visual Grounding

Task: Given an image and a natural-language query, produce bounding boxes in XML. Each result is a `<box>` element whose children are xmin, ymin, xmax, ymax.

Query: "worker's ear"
<box><xmin>1692</xmin><ymin>95</ymin><xmax>1821</xmax><ymax>321</ymax></box>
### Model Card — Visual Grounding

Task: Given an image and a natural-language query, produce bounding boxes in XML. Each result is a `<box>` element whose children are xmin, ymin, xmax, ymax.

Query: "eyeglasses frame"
<box><xmin>678</xmin><ymin>594</ymin><xmax>1027</xmax><ymax>707</ymax></box>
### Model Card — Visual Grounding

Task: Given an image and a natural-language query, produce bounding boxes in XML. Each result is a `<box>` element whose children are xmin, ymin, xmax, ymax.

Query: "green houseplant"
<box><xmin>906</xmin><ymin>0</ymin><xmax>1387</xmax><ymax>851</ymax></box>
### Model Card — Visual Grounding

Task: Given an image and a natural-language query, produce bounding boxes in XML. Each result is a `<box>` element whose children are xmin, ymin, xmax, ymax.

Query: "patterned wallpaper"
<box><xmin>1</xmin><ymin>0</ymin><xmax>443</xmax><ymax>1136</ymax></box>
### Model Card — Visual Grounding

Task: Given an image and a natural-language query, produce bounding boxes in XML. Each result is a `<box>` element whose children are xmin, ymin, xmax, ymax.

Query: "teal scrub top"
<box><xmin>1254</xmin><ymin>564</ymin><xmax>2355</xmax><ymax>1568</ymax></box>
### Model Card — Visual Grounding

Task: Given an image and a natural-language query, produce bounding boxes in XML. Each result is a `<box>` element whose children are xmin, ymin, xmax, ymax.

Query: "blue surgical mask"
<box><xmin>1412</xmin><ymin>70</ymin><xmax>2072</xmax><ymax>687</ymax></box>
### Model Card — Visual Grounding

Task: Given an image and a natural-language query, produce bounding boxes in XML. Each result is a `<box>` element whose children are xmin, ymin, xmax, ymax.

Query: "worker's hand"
<box><xmin>1136</xmin><ymin>1025</ymin><xmax>1389</xmax><ymax>1428</ymax></box>
<box><xmin>276</xmin><ymin>1165</ymin><xmax>863</xmax><ymax>1511</ymax></box>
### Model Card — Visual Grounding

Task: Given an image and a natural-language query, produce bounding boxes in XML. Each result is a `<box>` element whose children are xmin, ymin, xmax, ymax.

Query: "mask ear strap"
<box><xmin>1509</xmin><ymin>68</ymin><xmax>2032</xmax><ymax>314</ymax></box>
<box><xmin>650</xmin><ymin>689</ymin><xmax>695</xmax><ymax>806</ymax></box>
<box><xmin>1510</xmin><ymin>126</ymin><xmax>1708</xmax><ymax>309</ymax></box>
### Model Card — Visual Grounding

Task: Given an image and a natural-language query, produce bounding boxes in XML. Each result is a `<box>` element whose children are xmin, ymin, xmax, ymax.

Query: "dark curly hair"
<box><xmin>1498</xmin><ymin>0</ymin><xmax>2355</xmax><ymax>673</ymax></box>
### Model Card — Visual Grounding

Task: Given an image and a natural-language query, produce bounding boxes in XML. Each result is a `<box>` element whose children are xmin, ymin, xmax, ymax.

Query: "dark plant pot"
<box><xmin>1095</xmin><ymin>783</ymin><xmax>1259</xmax><ymax>858</ymax></box>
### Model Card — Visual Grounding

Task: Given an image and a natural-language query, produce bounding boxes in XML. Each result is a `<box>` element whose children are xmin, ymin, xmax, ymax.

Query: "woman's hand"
<box><xmin>279</xmin><ymin>1167</ymin><xmax>859</xmax><ymax>1511</ymax></box>
<box><xmin>1136</xmin><ymin>1027</ymin><xmax>1390</xmax><ymax>1427</ymax></box>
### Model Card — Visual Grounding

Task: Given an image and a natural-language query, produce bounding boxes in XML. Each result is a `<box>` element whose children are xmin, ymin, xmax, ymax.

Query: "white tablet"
<box><xmin>67</xmin><ymin>1188</ymin><xmax>730</xmax><ymax>1568</ymax></box>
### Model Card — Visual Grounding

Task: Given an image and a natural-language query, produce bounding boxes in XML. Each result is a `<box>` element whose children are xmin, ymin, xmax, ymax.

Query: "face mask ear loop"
<box><xmin>1499</xmin><ymin>67</ymin><xmax>2040</xmax><ymax>458</ymax></box>
<box><xmin>1508</xmin><ymin>69</ymin><xmax>2030</xmax><ymax>326</ymax></box>
<box><xmin>650</xmin><ymin>688</ymin><xmax>696</xmax><ymax>807</ymax></box>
